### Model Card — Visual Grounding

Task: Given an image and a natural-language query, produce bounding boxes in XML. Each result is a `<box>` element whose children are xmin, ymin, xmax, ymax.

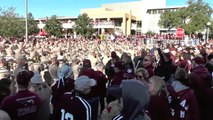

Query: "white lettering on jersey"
<box><xmin>61</xmin><ymin>109</ymin><xmax>74</xmax><ymax>120</ymax></box>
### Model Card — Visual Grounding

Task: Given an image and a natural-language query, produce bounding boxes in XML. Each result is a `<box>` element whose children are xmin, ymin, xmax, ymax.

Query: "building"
<box><xmin>146</xmin><ymin>6</ymin><xmax>184</xmax><ymax>34</ymax></box>
<box><xmin>36</xmin><ymin>0</ymin><xmax>183</xmax><ymax>36</ymax></box>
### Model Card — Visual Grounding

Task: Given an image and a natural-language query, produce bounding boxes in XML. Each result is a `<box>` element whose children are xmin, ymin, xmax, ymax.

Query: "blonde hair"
<box><xmin>148</xmin><ymin>76</ymin><xmax>168</xmax><ymax>96</ymax></box>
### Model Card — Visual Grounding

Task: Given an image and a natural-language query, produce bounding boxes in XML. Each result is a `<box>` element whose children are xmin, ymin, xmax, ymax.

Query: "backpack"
<box><xmin>167</xmin><ymin>85</ymin><xmax>191</xmax><ymax>120</ymax></box>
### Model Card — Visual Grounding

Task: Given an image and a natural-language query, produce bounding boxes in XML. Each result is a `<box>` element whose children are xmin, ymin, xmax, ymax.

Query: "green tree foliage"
<box><xmin>0</xmin><ymin>7</ymin><xmax>25</xmax><ymax>38</ymax></box>
<box><xmin>73</xmin><ymin>13</ymin><xmax>95</xmax><ymax>38</ymax></box>
<box><xmin>28</xmin><ymin>12</ymin><xmax>39</xmax><ymax>36</ymax></box>
<box><xmin>158</xmin><ymin>10</ymin><xmax>182</xmax><ymax>31</ymax></box>
<box><xmin>158</xmin><ymin>0</ymin><xmax>213</xmax><ymax>34</ymax></box>
<box><xmin>44</xmin><ymin>15</ymin><xmax>63</xmax><ymax>37</ymax></box>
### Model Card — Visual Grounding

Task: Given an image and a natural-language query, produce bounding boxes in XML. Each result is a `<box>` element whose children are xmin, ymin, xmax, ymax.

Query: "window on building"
<box><xmin>153</xmin><ymin>10</ymin><xmax>157</xmax><ymax>14</ymax></box>
<box><xmin>137</xmin><ymin>21</ymin><xmax>142</xmax><ymax>28</ymax></box>
<box><xmin>158</xmin><ymin>10</ymin><xmax>163</xmax><ymax>14</ymax></box>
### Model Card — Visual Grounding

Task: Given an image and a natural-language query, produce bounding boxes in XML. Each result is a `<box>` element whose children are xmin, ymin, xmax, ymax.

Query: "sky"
<box><xmin>0</xmin><ymin>0</ymin><xmax>212</xmax><ymax>19</ymax></box>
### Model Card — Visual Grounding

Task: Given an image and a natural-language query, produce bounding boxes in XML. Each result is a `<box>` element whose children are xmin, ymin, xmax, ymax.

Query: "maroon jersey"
<box><xmin>167</xmin><ymin>85</ymin><xmax>200</xmax><ymax>120</ymax></box>
<box><xmin>51</xmin><ymin>77</ymin><xmax>75</xmax><ymax>107</ymax></box>
<box><xmin>0</xmin><ymin>90</ymin><xmax>41</xmax><ymax>120</ymax></box>
<box><xmin>53</xmin><ymin>92</ymin><xmax>92</xmax><ymax>120</ymax></box>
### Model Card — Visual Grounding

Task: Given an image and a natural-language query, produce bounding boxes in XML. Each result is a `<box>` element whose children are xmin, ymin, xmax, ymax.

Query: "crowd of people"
<box><xmin>0</xmin><ymin>36</ymin><xmax>212</xmax><ymax>120</ymax></box>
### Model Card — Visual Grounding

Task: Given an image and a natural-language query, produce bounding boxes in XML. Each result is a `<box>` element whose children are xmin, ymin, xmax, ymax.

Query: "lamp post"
<box><xmin>25</xmin><ymin>0</ymin><xmax>28</xmax><ymax>42</ymax></box>
<box><xmin>207</xmin><ymin>22</ymin><xmax>211</xmax><ymax>43</ymax></box>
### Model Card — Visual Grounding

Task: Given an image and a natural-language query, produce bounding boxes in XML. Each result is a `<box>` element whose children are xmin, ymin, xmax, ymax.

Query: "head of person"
<box><xmin>56</xmin><ymin>65</ymin><xmax>74</xmax><ymax>88</ymax></box>
<box><xmin>123</xmin><ymin>72</ymin><xmax>134</xmax><ymax>80</ymax></box>
<box><xmin>121</xmin><ymin>53</ymin><xmax>131</xmax><ymax>64</ymax></box>
<box><xmin>15</xmin><ymin>54</ymin><xmax>26</xmax><ymax>66</ymax></box>
<box><xmin>143</xmin><ymin>55</ymin><xmax>153</xmax><ymax>68</ymax></box>
<box><xmin>0</xmin><ymin>78</ymin><xmax>12</xmax><ymax>96</ymax></box>
<box><xmin>163</xmin><ymin>52</ymin><xmax>171</xmax><ymax>62</ymax></box>
<box><xmin>50</xmin><ymin>54</ymin><xmax>58</xmax><ymax>65</ymax></box>
<box><xmin>30</xmin><ymin>72</ymin><xmax>48</xmax><ymax>99</ymax></box>
<box><xmin>30</xmin><ymin>72</ymin><xmax>44</xmax><ymax>90</ymax></box>
<box><xmin>191</xmin><ymin>56</ymin><xmax>205</xmax><ymax>68</ymax></box>
<box><xmin>82</xmin><ymin>59</ymin><xmax>91</xmax><ymax>68</ymax></box>
<box><xmin>32</xmin><ymin>63</ymin><xmax>43</xmax><ymax>73</ymax></box>
<box><xmin>16</xmin><ymin>70</ymin><xmax>34</xmax><ymax>89</ymax></box>
<box><xmin>0</xmin><ymin>110</ymin><xmax>10</xmax><ymax>120</ymax></box>
<box><xmin>135</xmin><ymin>68</ymin><xmax>149</xmax><ymax>83</ymax></box>
<box><xmin>107</xmin><ymin>80</ymin><xmax>150</xmax><ymax>120</ymax></box>
<box><xmin>111</xmin><ymin>51</ymin><xmax>119</xmax><ymax>64</ymax></box>
<box><xmin>0</xmin><ymin>56</ymin><xmax>6</xmax><ymax>67</ymax></box>
<box><xmin>95</xmin><ymin>62</ymin><xmax>105</xmax><ymax>72</ymax></box>
<box><xmin>74</xmin><ymin>75</ymin><xmax>96</xmax><ymax>94</ymax></box>
<box><xmin>174</xmin><ymin>67</ymin><xmax>188</xmax><ymax>85</ymax></box>
<box><xmin>114</xmin><ymin>60</ymin><xmax>125</xmax><ymax>73</ymax></box>
<box><xmin>111</xmin><ymin>51</ymin><xmax>118</xmax><ymax>60</ymax></box>
<box><xmin>148</xmin><ymin>76</ymin><xmax>168</xmax><ymax>96</ymax></box>
<box><xmin>207</xmin><ymin>54</ymin><xmax>213</xmax><ymax>64</ymax></box>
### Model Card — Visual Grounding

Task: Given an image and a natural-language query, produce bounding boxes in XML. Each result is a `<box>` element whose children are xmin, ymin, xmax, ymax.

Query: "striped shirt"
<box><xmin>52</xmin><ymin>92</ymin><xmax>92</xmax><ymax>120</ymax></box>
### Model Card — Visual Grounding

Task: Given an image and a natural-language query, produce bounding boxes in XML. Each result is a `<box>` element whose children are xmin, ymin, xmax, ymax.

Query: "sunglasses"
<box><xmin>135</xmin><ymin>75</ymin><xmax>143</xmax><ymax>79</ymax></box>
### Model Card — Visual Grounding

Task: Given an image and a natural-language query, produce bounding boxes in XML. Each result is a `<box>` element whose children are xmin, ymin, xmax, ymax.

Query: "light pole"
<box><xmin>25</xmin><ymin>0</ymin><xmax>28</xmax><ymax>42</ymax></box>
<box><xmin>207</xmin><ymin>22</ymin><xmax>211</xmax><ymax>43</ymax></box>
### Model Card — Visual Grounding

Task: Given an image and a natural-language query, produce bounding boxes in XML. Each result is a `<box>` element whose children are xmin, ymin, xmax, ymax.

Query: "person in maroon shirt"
<box><xmin>168</xmin><ymin>68</ymin><xmax>200</xmax><ymax>120</ymax></box>
<box><xmin>147</xmin><ymin>76</ymin><xmax>170</xmax><ymax>120</ymax></box>
<box><xmin>0</xmin><ymin>71</ymin><xmax>41</xmax><ymax>120</ymax></box>
<box><xmin>106</xmin><ymin>60</ymin><xmax>125</xmax><ymax>104</ymax></box>
<box><xmin>189</xmin><ymin>56</ymin><xmax>212</xmax><ymax>120</ymax></box>
<box><xmin>142</xmin><ymin>55</ymin><xmax>154</xmax><ymax>79</ymax></box>
<box><xmin>51</xmin><ymin>64</ymin><xmax>75</xmax><ymax>111</ymax></box>
<box><xmin>52</xmin><ymin>75</ymin><xmax>96</xmax><ymax>120</ymax></box>
<box><xmin>110</xmin><ymin>60</ymin><xmax>125</xmax><ymax>86</ymax></box>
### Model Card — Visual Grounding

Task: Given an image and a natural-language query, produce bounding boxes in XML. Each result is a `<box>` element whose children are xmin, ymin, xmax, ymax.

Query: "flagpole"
<box><xmin>25</xmin><ymin>0</ymin><xmax>28</xmax><ymax>42</ymax></box>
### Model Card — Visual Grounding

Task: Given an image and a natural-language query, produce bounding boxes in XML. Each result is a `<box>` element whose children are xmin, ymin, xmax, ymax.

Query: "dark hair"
<box><xmin>0</xmin><ymin>78</ymin><xmax>12</xmax><ymax>88</ymax></box>
<box><xmin>207</xmin><ymin>54</ymin><xmax>213</xmax><ymax>61</ymax></box>
<box><xmin>175</xmin><ymin>68</ymin><xmax>189</xmax><ymax>86</ymax></box>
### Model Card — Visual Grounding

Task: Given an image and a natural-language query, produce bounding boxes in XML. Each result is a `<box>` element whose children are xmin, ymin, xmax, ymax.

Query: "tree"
<box><xmin>28</xmin><ymin>12</ymin><xmax>39</xmax><ymax>36</ymax></box>
<box><xmin>158</xmin><ymin>10</ymin><xmax>182</xmax><ymax>31</ymax></box>
<box><xmin>44</xmin><ymin>15</ymin><xmax>63</xmax><ymax>37</ymax></box>
<box><xmin>183</xmin><ymin>0</ymin><xmax>212</xmax><ymax>34</ymax></box>
<box><xmin>73</xmin><ymin>13</ymin><xmax>95</xmax><ymax>38</ymax></box>
<box><xmin>0</xmin><ymin>7</ymin><xmax>25</xmax><ymax>38</ymax></box>
<box><xmin>158</xmin><ymin>0</ymin><xmax>213</xmax><ymax>34</ymax></box>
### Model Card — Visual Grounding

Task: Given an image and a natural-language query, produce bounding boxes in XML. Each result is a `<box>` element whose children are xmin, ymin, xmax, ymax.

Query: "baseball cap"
<box><xmin>192</xmin><ymin>56</ymin><xmax>205</xmax><ymax>65</ymax></box>
<box><xmin>74</xmin><ymin>75</ymin><xmax>96</xmax><ymax>91</ymax></box>
<box><xmin>16</xmin><ymin>71</ymin><xmax>34</xmax><ymax>86</ymax></box>
<box><xmin>57</xmin><ymin>65</ymin><xmax>73</xmax><ymax>79</ymax></box>
<box><xmin>31</xmin><ymin>72</ymin><xmax>43</xmax><ymax>84</ymax></box>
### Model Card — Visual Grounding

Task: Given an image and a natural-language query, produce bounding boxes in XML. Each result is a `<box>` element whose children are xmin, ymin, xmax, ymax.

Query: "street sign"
<box><xmin>176</xmin><ymin>28</ymin><xmax>185</xmax><ymax>37</ymax></box>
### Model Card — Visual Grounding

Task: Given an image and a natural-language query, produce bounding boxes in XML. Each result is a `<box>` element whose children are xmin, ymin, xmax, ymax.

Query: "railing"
<box><xmin>92</xmin><ymin>21</ymin><xmax>115</xmax><ymax>28</ymax></box>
